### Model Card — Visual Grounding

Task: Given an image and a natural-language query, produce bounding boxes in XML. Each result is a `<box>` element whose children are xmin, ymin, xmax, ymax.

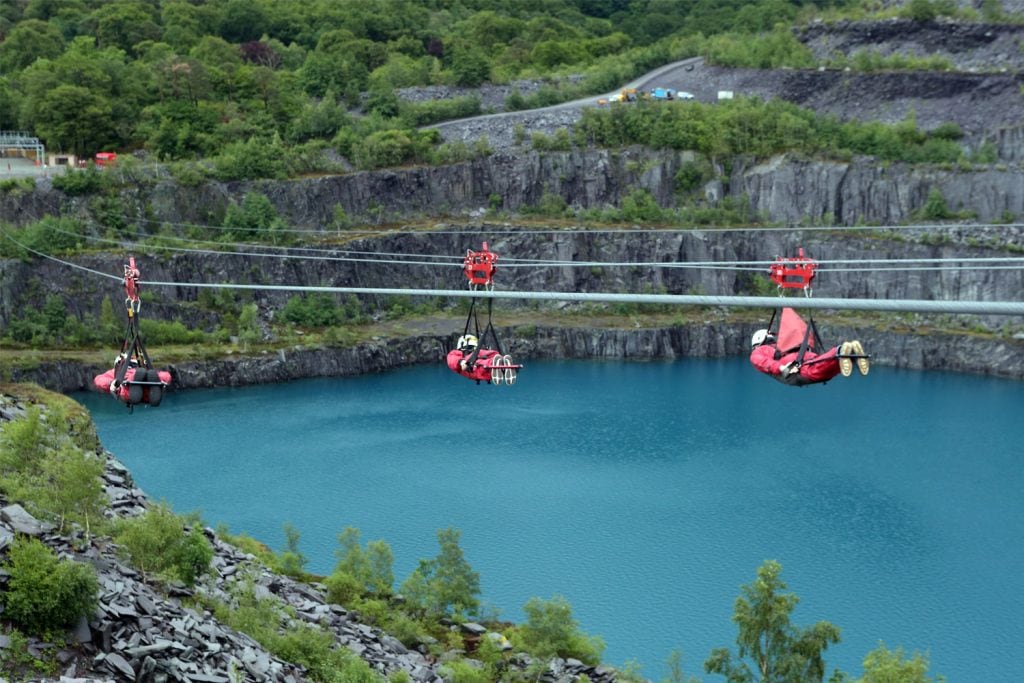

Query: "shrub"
<box><xmin>399</xmin><ymin>527</ymin><xmax>480</xmax><ymax>618</ymax></box>
<box><xmin>2</xmin><ymin>537</ymin><xmax>98</xmax><ymax>634</ymax></box>
<box><xmin>114</xmin><ymin>503</ymin><xmax>213</xmax><ymax>585</ymax></box>
<box><xmin>514</xmin><ymin>595</ymin><xmax>605</xmax><ymax>666</ymax></box>
<box><xmin>918</xmin><ymin>187</ymin><xmax>953</xmax><ymax>220</ymax></box>
<box><xmin>325</xmin><ymin>570</ymin><xmax>364</xmax><ymax>605</ymax></box>
<box><xmin>139</xmin><ymin>319</ymin><xmax>208</xmax><ymax>345</ymax></box>
<box><xmin>620</xmin><ymin>188</ymin><xmax>665</xmax><ymax>222</ymax></box>
<box><xmin>399</xmin><ymin>96</ymin><xmax>482</xmax><ymax>127</ymax></box>
<box><xmin>439</xmin><ymin>660</ymin><xmax>492</xmax><ymax>683</ymax></box>
<box><xmin>212</xmin><ymin>137</ymin><xmax>288</xmax><ymax>180</ymax></box>
<box><xmin>51</xmin><ymin>165</ymin><xmax>109</xmax><ymax>195</ymax></box>
<box><xmin>675</xmin><ymin>158</ymin><xmax>714</xmax><ymax>194</ymax></box>
<box><xmin>280</xmin><ymin>293</ymin><xmax>342</xmax><ymax>327</ymax></box>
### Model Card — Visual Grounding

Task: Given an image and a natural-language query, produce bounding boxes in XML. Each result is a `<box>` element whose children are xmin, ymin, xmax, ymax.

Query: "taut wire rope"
<box><xmin>4</xmin><ymin>230</ymin><xmax>1023</xmax><ymax>316</ymax></box>
<box><xmin>15</xmin><ymin>224</ymin><xmax>1024</xmax><ymax>275</ymax></box>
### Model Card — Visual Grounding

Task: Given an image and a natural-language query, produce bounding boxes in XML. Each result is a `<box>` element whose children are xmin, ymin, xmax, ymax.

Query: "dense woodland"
<box><xmin>0</xmin><ymin>0</ymin><xmax>1007</xmax><ymax>174</ymax></box>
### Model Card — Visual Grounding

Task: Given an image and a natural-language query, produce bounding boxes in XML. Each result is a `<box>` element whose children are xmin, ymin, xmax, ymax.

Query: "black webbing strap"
<box><xmin>795</xmin><ymin>317</ymin><xmax>814</xmax><ymax>366</ymax></box>
<box><xmin>462</xmin><ymin>298</ymin><xmax>482</xmax><ymax>337</ymax></box>
<box><xmin>794</xmin><ymin>317</ymin><xmax>834</xmax><ymax>366</ymax></box>
<box><xmin>112</xmin><ymin>312</ymin><xmax>155</xmax><ymax>385</ymax></box>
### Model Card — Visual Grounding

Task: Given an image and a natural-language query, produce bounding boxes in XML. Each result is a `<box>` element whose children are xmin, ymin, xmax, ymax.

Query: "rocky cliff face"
<box><xmin>2</xmin><ymin>220</ymin><xmax>1022</xmax><ymax>335</ymax></box>
<box><xmin>2</xmin><ymin>150</ymin><xmax>1021</xmax><ymax>235</ymax></box>
<box><xmin>796</xmin><ymin>19</ymin><xmax>1024</xmax><ymax>72</ymax></box>
<box><xmin>10</xmin><ymin>322</ymin><xmax>1023</xmax><ymax>397</ymax></box>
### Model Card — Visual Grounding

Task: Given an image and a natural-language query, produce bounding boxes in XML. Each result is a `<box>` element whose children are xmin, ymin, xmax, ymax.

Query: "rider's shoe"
<box><xmin>838</xmin><ymin>342</ymin><xmax>853</xmax><ymax>377</ymax></box>
<box><xmin>851</xmin><ymin>340</ymin><xmax>869</xmax><ymax>375</ymax></box>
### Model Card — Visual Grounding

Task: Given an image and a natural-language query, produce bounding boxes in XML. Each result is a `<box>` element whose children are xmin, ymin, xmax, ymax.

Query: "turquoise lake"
<box><xmin>75</xmin><ymin>358</ymin><xmax>1024</xmax><ymax>681</ymax></box>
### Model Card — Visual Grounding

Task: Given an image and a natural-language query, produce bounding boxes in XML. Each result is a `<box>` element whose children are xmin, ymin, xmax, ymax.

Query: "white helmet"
<box><xmin>751</xmin><ymin>329</ymin><xmax>772</xmax><ymax>349</ymax></box>
<box><xmin>463</xmin><ymin>334</ymin><xmax>478</xmax><ymax>349</ymax></box>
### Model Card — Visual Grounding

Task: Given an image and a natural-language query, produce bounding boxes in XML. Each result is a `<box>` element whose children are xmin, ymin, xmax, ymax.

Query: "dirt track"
<box><xmin>428</xmin><ymin>19</ymin><xmax>1024</xmax><ymax>153</ymax></box>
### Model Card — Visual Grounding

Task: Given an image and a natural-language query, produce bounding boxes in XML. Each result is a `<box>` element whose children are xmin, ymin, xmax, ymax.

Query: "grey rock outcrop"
<box><xmin>8</xmin><ymin>319</ymin><xmax>1024</xmax><ymax>397</ymax></box>
<box><xmin>2</xmin><ymin>222</ymin><xmax>1021</xmax><ymax>330</ymax></box>
<box><xmin>2</xmin><ymin>150</ymin><xmax>1022</xmax><ymax>233</ymax></box>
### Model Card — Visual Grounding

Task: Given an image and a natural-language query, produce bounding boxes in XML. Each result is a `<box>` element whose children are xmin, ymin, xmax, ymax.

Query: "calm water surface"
<box><xmin>75</xmin><ymin>359</ymin><xmax>1024</xmax><ymax>681</ymax></box>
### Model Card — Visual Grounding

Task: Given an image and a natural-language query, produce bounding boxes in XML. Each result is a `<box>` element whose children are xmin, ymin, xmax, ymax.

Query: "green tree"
<box><xmin>448</xmin><ymin>42</ymin><xmax>491</xmax><ymax>87</ymax></box>
<box><xmin>516</xmin><ymin>594</ymin><xmax>605</xmax><ymax>666</ymax></box>
<box><xmin>277</xmin><ymin>521</ymin><xmax>308</xmax><ymax>577</ymax></box>
<box><xmin>91</xmin><ymin>1</ymin><xmax>162</xmax><ymax>56</ymax></box>
<box><xmin>664</xmin><ymin>648</ymin><xmax>703</xmax><ymax>683</ymax></box>
<box><xmin>400</xmin><ymin>527</ymin><xmax>480</xmax><ymax>618</ymax></box>
<box><xmin>330</xmin><ymin>526</ymin><xmax>394</xmax><ymax>597</ymax></box>
<box><xmin>905</xmin><ymin>0</ymin><xmax>938</xmax><ymax>22</ymax></box>
<box><xmin>224</xmin><ymin>191</ymin><xmax>288</xmax><ymax>242</ymax></box>
<box><xmin>0</xmin><ymin>405</ymin><xmax>49</xmax><ymax>500</ymax></box>
<box><xmin>42</xmin><ymin>442</ymin><xmax>106</xmax><ymax>537</ymax></box>
<box><xmin>918</xmin><ymin>187</ymin><xmax>952</xmax><ymax>220</ymax></box>
<box><xmin>2</xmin><ymin>537</ymin><xmax>98</xmax><ymax>635</ymax></box>
<box><xmin>856</xmin><ymin>643</ymin><xmax>944</xmax><ymax>683</ymax></box>
<box><xmin>99</xmin><ymin>295</ymin><xmax>121</xmax><ymax>344</ymax></box>
<box><xmin>31</xmin><ymin>84</ymin><xmax>117</xmax><ymax>156</ymax></box>
<box><xmin>114</xmin><ymin>503</ymin><xmax>213</xmax><ymax>586</ymax></box>
<box><xmin>238</xmin><ymin>302</ymin><xmax>260</xmax><ymax>349</ymax></box>
<box><xmin>0</xmin><ymin>18</ymin><xmax>66</xmax><ymax>72</ymax></box>
<box><xmin>705</xmin><ymin>560</ymin><xmax>842</xmax><ymax>683</ymax></box>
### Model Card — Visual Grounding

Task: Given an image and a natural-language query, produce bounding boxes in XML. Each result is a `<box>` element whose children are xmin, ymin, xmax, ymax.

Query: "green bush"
<box><xmin>439</xmin><ymin>660</ymin><xmax>492</xmax><ymax>683</ymax></box>
<box><xmin>51</xmin><ymin>165</ymin><xmax>110</xmax><ymax>195</ymax></box>
<box><xmin>139</xmin><ymin>319</ymin><xmax>208</xmax><ymax>345</ymax></box>
<box><xmin>212</xmin><ymin>137</ymin><xmax>288</xmax><ymax>181</ymax></box>
<box><xmin>325</xmin><ymin>527</ymin><xmax>395</xmax><ymax>603</ymax></box>
<box><xmin>917</xmin><ymin>187</ymin><xmax>953</xmax><ymax>220</ymax></box>
<box><xmin>399</xmin><ymin>96</ymin><xmax>482</xmax><ymax>127</ymax></box>
<box><xmin>514</xmin><ymin>595</ymin><xmax>605</xmax><ymax>666</ymax></box>
<box><xmin>0</xmin><ymin>216</ymin><xmax>88</xmax><ymax>259</ymax></box>
<box><xmin>399</xmin><ymin>527</ymin><xmax>480</xmax><ymax>618</ymax></box>
<box><xmin>675</xmin><ymin>157</ymin><xmax>714</xmax><ymax>194</ymax></box>
<box><xmin>325</xmin><ymin>570</ymin><xmax>364</xmax><ymax>605</ymax></box>
<box><xmin>114</xmin><ymin>503</ymin><xmax>213</xmax><ymax>585</ymax></box>
<box><xmin>280</xmin><ymin>293</ymin><xmax>342</xmax><ymax>327</ymax></box>
<box><xmin>576</xmin><ymin>97</ymin><xmax>965</xmax><ymax>165</ymax></box>
<box><xmin>2</xmin><ymin>537</ymin><xmax>98</xmax><ymax>634</ymax></box>
<box><xmin>0</xmin><ymin>404</ymin><xmax>106</xmax><ymax>533</ymax></box>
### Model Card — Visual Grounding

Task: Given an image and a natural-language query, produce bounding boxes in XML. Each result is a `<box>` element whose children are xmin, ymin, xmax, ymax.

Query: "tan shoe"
<box><xmin>851</xmin><ymin>340</ymin><xmax>870</xmax><ymax>375</ymax></box>
<box><xmin>839</xmin><ymin>342</ymin><xmax>853</xmax><ymax>377</ymax></box>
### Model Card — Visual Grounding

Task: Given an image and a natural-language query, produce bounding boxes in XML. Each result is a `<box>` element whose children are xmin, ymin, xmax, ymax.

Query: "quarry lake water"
<box><xmin>76</xmin><ymin>358</ymin><xmax>1024</xmax><ymax>681</ymax></box>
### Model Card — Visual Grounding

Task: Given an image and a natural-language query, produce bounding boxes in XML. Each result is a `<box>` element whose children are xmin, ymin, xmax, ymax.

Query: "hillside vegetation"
<box><xmin>2</xmin><ymin>0</ymin><xmax>1019</xmax><ymax>179</ymax></box>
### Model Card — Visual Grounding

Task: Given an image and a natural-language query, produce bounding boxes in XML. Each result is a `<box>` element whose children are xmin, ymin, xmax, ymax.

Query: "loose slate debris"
<box><xmin>0</xmin><ymin>395</ymin><xmax>622</xmax><ymax>683</ymax></box>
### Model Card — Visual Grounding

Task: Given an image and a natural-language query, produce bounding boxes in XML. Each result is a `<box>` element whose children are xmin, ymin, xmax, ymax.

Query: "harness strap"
<box><xmin>795</xmin><ymin>317</ymin><xmax>814</xmax><ymax>365</ymax></box>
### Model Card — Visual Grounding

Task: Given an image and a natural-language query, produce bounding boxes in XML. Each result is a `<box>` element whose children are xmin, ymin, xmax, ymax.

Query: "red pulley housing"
<box><xmin>769</xmin><ymin>247</ymin><xmax>817</xmax><ymax>293</ymax></box>
<box><xmin>463</xmin><ymin>242</ymin><xmax>498</xmax><ymax>287</ymax></box>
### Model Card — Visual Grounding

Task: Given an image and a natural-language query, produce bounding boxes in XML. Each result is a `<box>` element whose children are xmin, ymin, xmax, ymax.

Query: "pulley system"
<box><xmin>769</xmin><ymin>247</ymin><xmax>817</xmax><ymax>297</ymax></box>
<box><xmin>463</xmin><ymin>241</ymin><xmax>498</xmax><ymax>290</ymax></box>
<box><xmin>449</xmin><ymin>241</ymin><xmax>521</xmax><ymax>386</ymax></box>
<box><xmin>92</xmin><ymin>257</ymin><xmax>172</xmax><ymax>411</ymax></box>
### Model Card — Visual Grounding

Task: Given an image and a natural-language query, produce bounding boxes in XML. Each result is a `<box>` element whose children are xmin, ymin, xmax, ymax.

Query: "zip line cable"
<box><xmin>5</xmin><ymin>231</ymin><xmax>1023</xmax><ymax>317</ymax></box>
<box><xmin>20</xmin><ymin>224</ymin><xmax>1024</xmax><ymax>275</ymax></box>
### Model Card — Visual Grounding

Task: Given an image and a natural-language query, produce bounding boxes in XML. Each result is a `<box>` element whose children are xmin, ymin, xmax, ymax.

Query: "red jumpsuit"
<box><xmin>750</xmin><ymin>344</ymin><xmax>841</xmax><ymax>386</ymax></box>
<box><xmin>446</xmin><ymin>348</ymin><xmax>501</xmax><ymax>383</ymax></box>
